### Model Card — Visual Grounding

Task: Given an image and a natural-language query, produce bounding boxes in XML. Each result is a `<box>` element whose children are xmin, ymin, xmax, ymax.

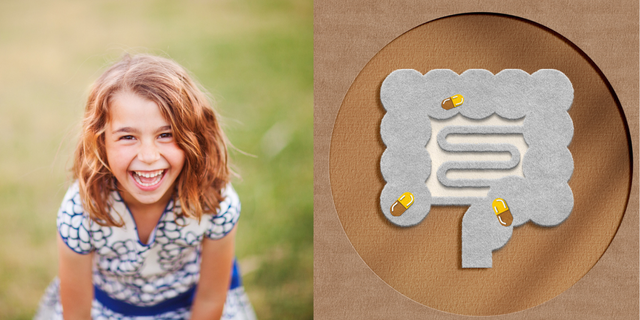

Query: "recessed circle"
<box><xmin>329</xmin><ymin>13</ymin><xmax>631</xmax><ymax>316</ymax></box>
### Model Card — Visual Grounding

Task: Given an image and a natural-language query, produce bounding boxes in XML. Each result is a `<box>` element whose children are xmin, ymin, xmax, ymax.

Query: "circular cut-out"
<box><xmin>329</xmin><ymin>13</ymin><xmax>632</xmax><ymax>316</ymax></box>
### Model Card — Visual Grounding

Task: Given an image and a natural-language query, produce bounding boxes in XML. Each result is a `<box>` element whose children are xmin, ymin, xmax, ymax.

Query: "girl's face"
<box><xmin>104</xmin><ymin>90</ymin><xmax>185</xmax><ymax>209</ymax></box>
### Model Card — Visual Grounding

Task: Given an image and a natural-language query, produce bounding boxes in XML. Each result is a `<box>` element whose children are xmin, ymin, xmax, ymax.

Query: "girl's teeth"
<box><xmin>135</xmin><ymin>170</ymin><xmax>163</xmax><ymax>178</ymax></box>
<box><xmin>133</xmin><ymin>170</ymin><xmax>164</xmax><ymax>187</ymax></box>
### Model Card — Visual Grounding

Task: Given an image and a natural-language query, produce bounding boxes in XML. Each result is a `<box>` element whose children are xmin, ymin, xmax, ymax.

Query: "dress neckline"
<box><xmin>113</xmin><ymin>189</ymin><xmax>175</xmax><ymax>246</ymax></box>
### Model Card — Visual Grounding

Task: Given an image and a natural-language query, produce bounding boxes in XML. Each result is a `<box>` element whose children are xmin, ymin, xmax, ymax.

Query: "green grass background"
<box><xmin>0</xmin><ymin>0</ymin><xmax>312</xmax><ymax>319</ymax></box>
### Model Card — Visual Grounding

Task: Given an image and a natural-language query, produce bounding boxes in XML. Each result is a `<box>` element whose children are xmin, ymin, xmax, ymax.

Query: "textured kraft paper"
<box><xmin>314</xmin><ymin>2</ymin><xmax>638</xmax><ymax>320</ymax></box>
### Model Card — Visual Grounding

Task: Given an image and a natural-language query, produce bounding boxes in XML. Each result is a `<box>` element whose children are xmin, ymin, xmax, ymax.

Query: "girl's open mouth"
<box><xmin>130</xmin><ymin>169</ymin><xmax>167</xmax><ymax>190</ymax></box>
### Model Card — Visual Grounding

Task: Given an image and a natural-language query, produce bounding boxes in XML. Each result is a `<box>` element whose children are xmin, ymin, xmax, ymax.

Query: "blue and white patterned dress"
<box><xmin>35</xmin><ymin>181</ymin><xmax>256</xmax><ymax>320</ymax></box>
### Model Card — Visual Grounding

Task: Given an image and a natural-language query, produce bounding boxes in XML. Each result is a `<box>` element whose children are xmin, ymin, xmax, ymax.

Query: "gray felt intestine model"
<box><xmin>379</xmin><ymin>69</ymin><xmax>574</xmax><ymax>268</ymax></box>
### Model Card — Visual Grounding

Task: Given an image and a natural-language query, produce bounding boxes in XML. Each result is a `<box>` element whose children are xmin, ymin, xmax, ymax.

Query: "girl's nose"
<box><xmin>138</xmin><ymin>140</ymin><xmax>161</xmax><ymax>164</ymax></box>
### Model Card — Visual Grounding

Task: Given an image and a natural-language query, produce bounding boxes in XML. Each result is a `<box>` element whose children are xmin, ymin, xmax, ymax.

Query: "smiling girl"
<box><xmin>35</xmin><ymin>54</ymin><xmax>256</xmax><ymax>320</ymax></box>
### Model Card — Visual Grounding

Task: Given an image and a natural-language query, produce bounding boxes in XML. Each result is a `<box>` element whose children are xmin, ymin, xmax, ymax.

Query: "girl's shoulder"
<box><xmin>171</xmin><ymin>183</ymin><xmax>242</xmax><ymax>241</ymax></box>
<box><xmin>60</xmin><ymin>180</ymin><xmax>82</xmax><ymax>206</ymax></box>
<box><xmin>213</xmin><ymin>183</ymin><xmax>241</xmax><ymax>219</ymax></box>
<box><xmin>56</xmin><ymin>181</ymin><xmax>96</xmax><ymax>254</ymax></box>
<box><xmin>202</xmin><ymin>183</ymin><xmax>241</xmax><ymax>240</ymax></box>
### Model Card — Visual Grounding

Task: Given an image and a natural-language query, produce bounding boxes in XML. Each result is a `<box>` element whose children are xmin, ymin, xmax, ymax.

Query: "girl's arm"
<box><xmin>190</xmin><ymin>226</ymin><xmax>237</xmax><ymax>320</ymax></box>
<box><xmin>57</xmin><ymin>233</ymin><xmax>94</xmax><ymax>319</ymax></box>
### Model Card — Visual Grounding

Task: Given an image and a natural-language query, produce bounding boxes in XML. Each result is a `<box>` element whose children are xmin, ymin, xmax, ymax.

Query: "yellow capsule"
<box><xmin>390</xmin><ymin>192</ymin><xmax>414</xmax><ymax>216</ymax></box>
<box><xmin>441</xmin><ymin>94</ymin><xmax>464</xmax><ymax>110</ymax></box>
<box><xmin>492</xmin><ymin>198</ymin><xmax>513</xmax><ymax>227</ymax></box>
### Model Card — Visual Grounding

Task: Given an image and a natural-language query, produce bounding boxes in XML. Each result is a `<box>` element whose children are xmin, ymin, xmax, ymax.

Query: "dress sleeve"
<box><xmin>56</xmin><ymin>182</ymin><xmax>94</xmax><ymax>254</ymax></box>
<box><xmin>205</xmin><ymin>184</ymin><xmax>241</xmax><ymax>240</ymax></box>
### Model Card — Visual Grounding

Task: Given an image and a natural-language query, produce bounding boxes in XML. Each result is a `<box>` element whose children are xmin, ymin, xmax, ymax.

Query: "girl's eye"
<box><xmin>159</xmin><ymin>132</ymin><xmax>173</xmax><ymax>139</ymax></box>
<box><xmin>119</xmin><ymin>135</ymin><xmax>135</xmax><ymax>140</ymax></box>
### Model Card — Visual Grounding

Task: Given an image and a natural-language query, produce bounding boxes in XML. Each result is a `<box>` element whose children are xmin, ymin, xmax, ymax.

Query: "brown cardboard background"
<box><xmin>314</xmin><ymin>1</ymin><xmax>639</xmax><ymax>319</ymax></box>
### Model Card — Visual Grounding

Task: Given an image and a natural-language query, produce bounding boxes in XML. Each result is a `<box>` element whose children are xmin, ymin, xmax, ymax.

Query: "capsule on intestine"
<box><xmin>390</xmin><ymin>192</ymin><xmax>414</xmax><ymax>216</ymax></box>
<box><xmin>441</xmin><ymin>94</ymin><xmax>464</xmax><ymax>110</ymax></box>
<box><xmin>492</xmin><ymin>198</ymin><xmax>513</xmax><ymax>227</ymax></box>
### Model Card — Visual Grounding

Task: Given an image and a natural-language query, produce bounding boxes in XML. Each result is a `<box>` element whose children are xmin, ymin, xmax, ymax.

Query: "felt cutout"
<box><xmin>379</xmin><ymin>69</ymin><xmax>574</xmax><ymax>268</ymax></box>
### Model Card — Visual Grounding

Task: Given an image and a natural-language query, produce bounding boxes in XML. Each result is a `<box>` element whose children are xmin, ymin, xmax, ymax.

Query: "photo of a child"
<box><xmin>36</xmin><ymin>54</ymin><xmax>256</xmax><ymax>319</ymax></box>
<box><xmin>0</xmin><ymin>1</ymin><xmax>312</xmax><ymax>319</ymax></box>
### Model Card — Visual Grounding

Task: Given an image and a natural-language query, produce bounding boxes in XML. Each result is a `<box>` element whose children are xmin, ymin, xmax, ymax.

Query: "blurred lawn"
<box><xmin>0</xmin><ymin>0</ymin><xmax>312</xmax><ymax>319</ymax></box>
